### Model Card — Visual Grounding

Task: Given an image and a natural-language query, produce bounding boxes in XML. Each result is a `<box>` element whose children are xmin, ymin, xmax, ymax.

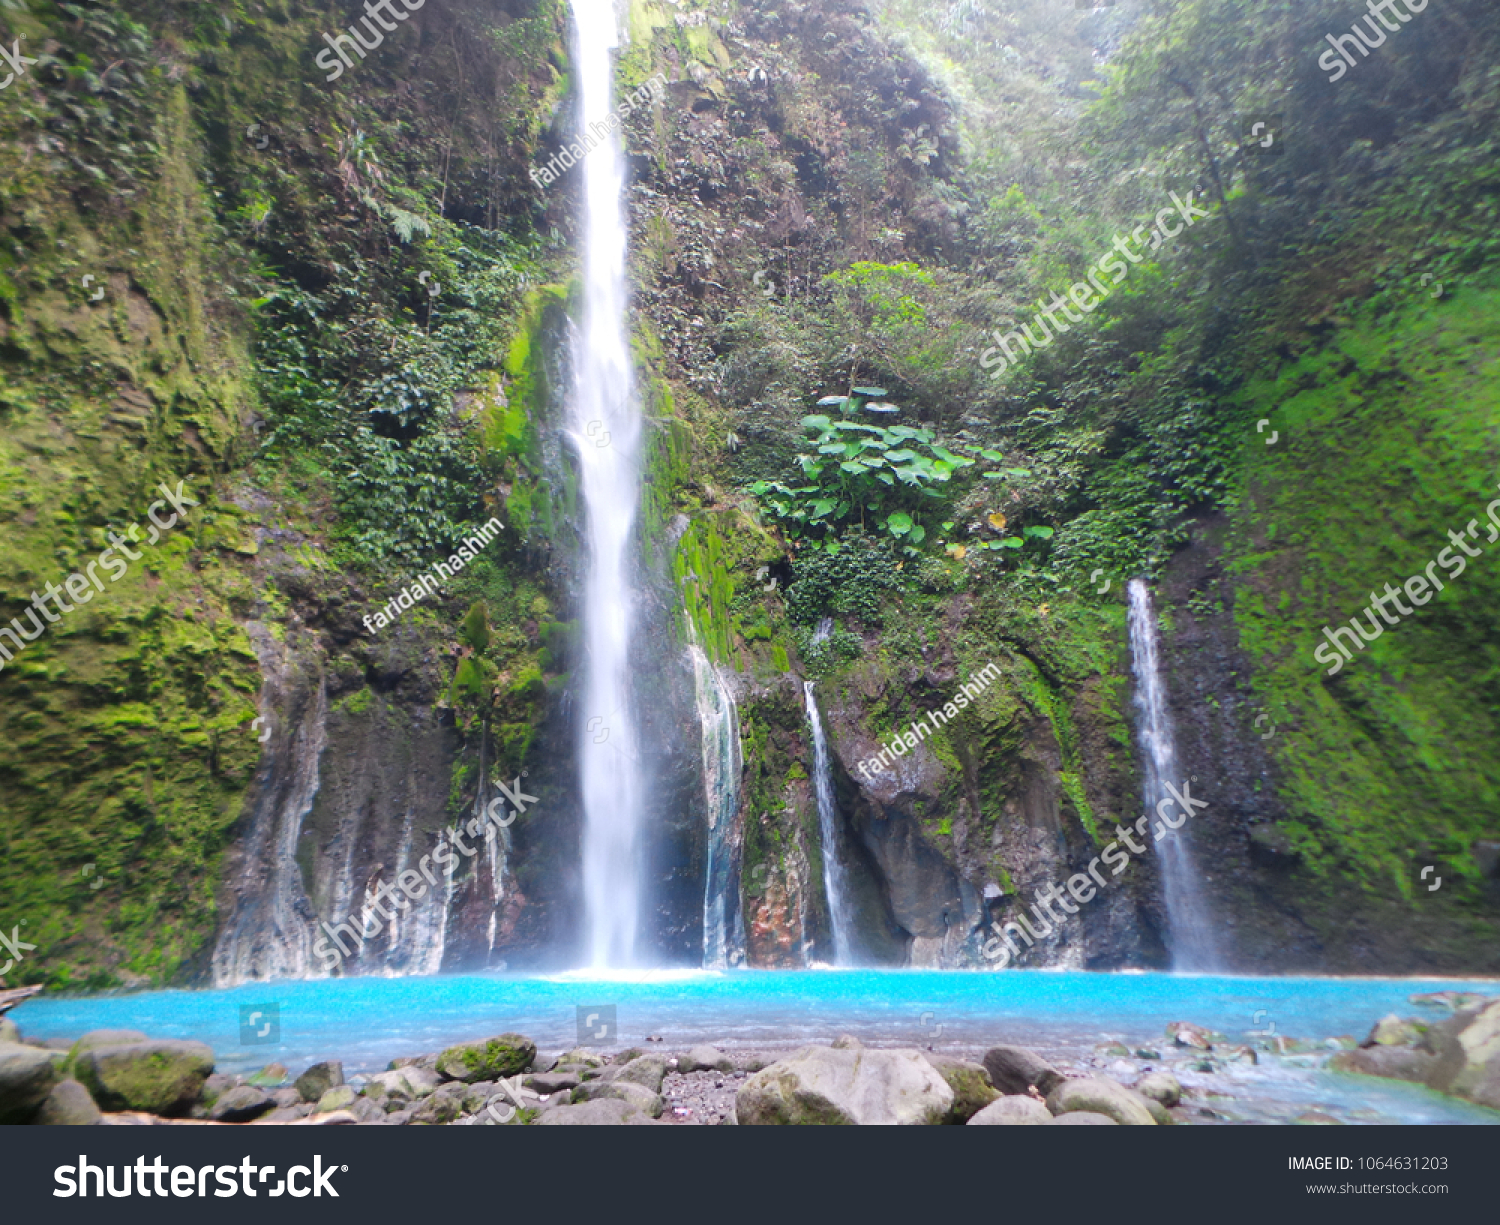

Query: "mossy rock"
<box><xmin>75</xmin><ymin>1040</ymin><xmax>215</xmax><ymax>1116</ymax></box>
<box><xmin>435</xmin><ymin>1033</ymin><xmax>537</xmax><ymax>1083</ymax></box>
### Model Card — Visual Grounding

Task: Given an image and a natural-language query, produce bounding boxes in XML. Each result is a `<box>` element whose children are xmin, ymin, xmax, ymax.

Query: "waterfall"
<box><xmin>1125</xmin><ymin>579</ymin><xmax>1221</xmax><ymax>970</ymax></box>
<box><xmin>571</xmin><ymin>0</ymin><xmax>646</xmax><ymax>968</ymax></box>
<box><xmin>690</xmin><ymin>644</ymin><xmax>745</xmax><ymax>968</ymax></box>
<box><xmin>803</xmin><ymin>681</ymin><xmax>854</xmax><ymax>964</ymax></box>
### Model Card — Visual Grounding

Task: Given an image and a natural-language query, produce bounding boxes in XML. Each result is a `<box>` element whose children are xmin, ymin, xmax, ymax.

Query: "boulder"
<box><xmin>409</xmin><ymin>1082</ymin><xmax>469</xmax><ymax>1125</ymax></box>
<box><xmin>0</xmin><ymin>1043</ymin><xmax>60</xmax><ymax>1122</ymax></box>
<box><xmin>575</xmin><ymin>1080</ymin><xmax>663</xmax><ymax>1118</ymax></box>
<box><xmin>1143</xmin><ymin>1098</ymin><xmax>1175</xmax><ymax>1125</ymax></box>
<box><xmin>315</xmin><ymin>1085</ymin><xmax>357</xmax><ymax>1114</ymax></box>
<box><xmin>681</xmin><ymin>1044</ymin><xmax>734</xmax><ymax>1073</ymax></box>
<box><xmin>1166</xmin><ymin>1021</ymin><xmax>1218</xmax><ymax>1049</ymax></box>
<box><xmin>246</xmin><ymin>1062</ymin><xmax>289</xmax><ymax>1088</ymax></box>
<box><xmin>525</xmin><ymin>1071</ymin><xmax>580</xmax><ymax>1095</ymax></box>
<box><xmin>76</xmin><ymin>1041</ymin><xmax>214</xmax><ymax>1116</ymax></box>
<box><xmin>1046</xmin><ymin>1077</ymin><xmax>1157</xmax><ymax>1126</ymax></box>
<box><xmin>552</xmin><ymin>1047</ymin><xmax>607</xmax><ymax>1069</ymax></box>
<box><xmin>980</xmin><ymin>1045</ymin><xmax>1064</xmax><ymax>1096</ymax></box>
<box><xmin>208</xmin><ymin>1085</ymin><xmax>276</xmax><ymax>1123</ymax></box>
<box><xmin>535</xmin><ymin>1098</ymin><xmax>655</xmax><ymax>1125</ymax></box>
<box><xmin>36</xmin><ymin>1079</ymin><xmax>101</xmax><ymax>1125</ymax></box>
<box><xmin>294</xmin><ymin>1061</ymin><xmax>344</xmax><ymax>1103</ymax></box>
<box><xmin>966</xmin><ymin>1095</ymin><xmax>1053</xmax><ymax>1125</ymax></box>
<box><xmin>1367</xmin><ymin>1013</ymin><xmax>1425</xmax><ymax>1046</ymax></box>
<box><xmin>349</xmin><ymin>1096</ymin><xmax>388</xmax><ymax>1124</ymax></box>
<box><xmin>613</xmin><ymin>1054</ymin><xmax>668</xmax><ymax>1094</ymax></box>
<box><xmin>70</xmin><ymin>1030</ymin><xmax>149</xmax><ymax>1060</ymax></box>
<box><xmin>435</xmin><ymin>1033</ymin><xmax>536</xmax><ymax>1083</ymax></box>
<box><xmin>1410</xmin><ymin>991</ymin><xmax>1488</xmax><ymax>1013</ymax></box>
<box><xmin>0</xmin><ymin>1018</ymin><xmax>20</xmax><ymax>1044</ymax></box>
<box><xmin>1049</xmin><ymin>1111</ymin><xmax>1118</xmax><ymax>1125</ymax></box>
<box><xmin>1330</xmin><ymin>1045</ymin><xmax>1437</xmax><ymax>1084</ymax></box>
<box><xmin>1135</xmin><ymin>1072</ymin><xmax>1181</xmax><ymax>1108</ymax></box>
<box><xmin>926</xmin><ymin>1057</ymin><xmax>999</xmax><ymax>1123</ymax></box>
<box><xmin>735</xmin><ymin>1046</ymin><xmax>953</xmax><ymax>1126</ymax></box>
<box><xmin>363</xmin><ymin>1065</ymin><xmax>441</xmax><ymax>1101</ymax></box>
<box><xmin>1423</xmin><ymin>999</ymin><xmax>1500</xmax><ymax>1109</ymax></box>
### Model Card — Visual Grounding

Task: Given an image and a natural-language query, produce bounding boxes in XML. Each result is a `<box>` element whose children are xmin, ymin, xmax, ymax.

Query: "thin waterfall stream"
<box><xmin>804</xmin><ymin>680</ymin><xmax>854</xmax><ymax>964</ymax></box>
<box><xmin>1126</xmin><ymin>578</ymin><xmax>1222</xmax><ymax>970</ymax></box>
<box><xmin>571</xmin><ymin>0</ymin><xmax>645</xmax><ymax>968</ymax></box>
<box><xmin>691</xmin><ymin>643</ymin><xmax>745</xmax><ymax>968</ymax></box>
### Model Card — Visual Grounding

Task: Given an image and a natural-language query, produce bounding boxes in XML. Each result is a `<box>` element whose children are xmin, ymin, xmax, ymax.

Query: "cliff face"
<box><xmin>3</xmin><ymin>0</ymin><xmax>1498</xmax><ymax>988</ymax></box>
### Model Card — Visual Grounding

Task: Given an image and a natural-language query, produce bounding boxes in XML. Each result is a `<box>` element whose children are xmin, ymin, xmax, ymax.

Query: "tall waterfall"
<box><xmin>571</xmin><ymin>0</ymin><xmax>645</xmax><ymax>968</ymax></box>
<box><xmin>803</xmin><ymin>681</ymin><xmax>854</xmax><ymax>964</ymax></box>
<box><xmin>1126</xmin><ymin>579</ymin><xmax>1221</xmax><ymax>970</ymax></box>
<box><xmin>690</xmin><ymin>644</ymin><xmax>744</xmax><ymax>968</ymax></box>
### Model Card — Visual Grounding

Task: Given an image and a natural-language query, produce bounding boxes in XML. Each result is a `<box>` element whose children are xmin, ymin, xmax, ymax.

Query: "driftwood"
<box><xmin>0</xmin><ymin>984</ymin><xmax>43</xmax><ymax>1015</ymax></box>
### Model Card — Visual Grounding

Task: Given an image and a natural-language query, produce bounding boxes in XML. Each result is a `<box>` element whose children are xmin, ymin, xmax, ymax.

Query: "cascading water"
<box><xmin>1126</xmin><ymin>578</ymin><xmax>1221</xmax><ymax>970</ymax></box>
<box><xmin>571</xmin><ymin>0</ymin><xmax>646</xmax><ymax>968</ymax></box>
<box><xmin>690</xmin><ymin>644</ymin><xmax>745</xmax><ymax>968</ymax></box>
<box><xmin>803</xmin><ymin>680</ymin><xmax>854</xmax><ymax>964</ymax></box>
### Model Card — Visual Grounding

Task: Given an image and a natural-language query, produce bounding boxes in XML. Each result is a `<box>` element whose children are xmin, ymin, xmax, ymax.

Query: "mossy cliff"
<box><xmin>2</xmin><ymin>0</ymin><xmax>1498</xmax><ymax>984</ymax></box>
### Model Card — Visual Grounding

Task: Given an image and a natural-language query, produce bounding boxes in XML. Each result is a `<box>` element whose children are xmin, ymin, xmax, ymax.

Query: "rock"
<box><xmin>614</xmin><ymin>1054</ymin><xmax>668</xmax><ymax>1094</ymax></box>
<box><xmin>365</xmin><ymin>1065</ymin><xmax>441</xmax><ymax>1101</ymax></box>
<box><xmin>1166</xmin><ymin>1021</ymin><xmax>1215</xmax><ymax>1049</ymax></box>
<box><xmin>735</xmin><ymin>1046</ymin><xmax>953</xmax><ymax>1126</ymax></box>
<box><xmin>1410</xmin><ymin>991</ymin><xmax>1489</xmax><ymax>1012</ymax></box>
<box><xmin>525</xmin><ymin>1071</ymin><xmax>580</xmax><ymax>1095</ymax></box>
<box><xmin>1294</xmin><ymin>1111</ymin><xmax>1344</xmax><ymax>1125</ymax></box>
<box><xmin>552</xmin><ymin>1047</ymin><xmax>607</xmax><ymax>1069</ymax></box>
<box><xmin>831</xmin><ymin>1034</ymin><xmax>863</xmax><ymax>1050</ymax></box>
<box><xmin>295</xmin><ymin>1109</ymin><xmax>358</xmax><ymax>1125</ymax></box>
<box><xmin>1218</xmin><ymin>1044</ymin><xmax>1258</xmax><ymax>1065</ymax></box>
<box><xmin>1095</xmin><ymin>1042</ymin><xmax>1131</xmax><ymax>1057</ymax></box>
<box><xmin>535</xmin><ymin>1098</ymin><xmax>655</xmax><ymax>1125</ymax></box>
<box><xmin>681</xmin><ymin>1044</ymin><xmax>734</xmax><ymax>1073</ymax></box>
<box><xmin>199</xmin><ymin>1072</ymin><xmax>235</xmax><ymax>1109</ymax></box>
<box><xmin>926</xmin><ymin>1057</ymin><xmax>999</xmax><ymax>1123</ymax></box>
<box><xmin>580</xmin><ymin>1080</ymin><xmax>663</xmax><ymax>1118</ymax></box>
<box><xmin>271</xmin><ymin>1086</ymin><xmax>302</xmax><ymax>1107</ymax></box>
<box><xmin>35</xmin><ymin>1079</ymin><xmax>101</xmax><ymax>1125</ymax></box>
<box><xmin>980</xmin><ymin>1045</ymin><xmax>1064</xmax><ymax>1096</ymax></box>
<box><xmin>435</xmin><ymin>1033</ymin><xmax>536</xmax><ymax>1083</ymax></box>
<box><xmin>1367</xmin><ymin>1013</ymin><xmax>1425</xmax><ymax>1046</ymax></box>
<box><xmin>1135</xmin><ymin>1072</ymin><xmax>1182</xmax><ymax>1108</ymax></box>
<box><xmin>1133</xmin><ymin>1048</ymin><xmax>1162</xmax><ymax>1060</ymax></box>
<box><xmin>1046</xmin><ymin>1077</ymin><xmax>1157</xmax><ymax>1126</ymax></box>
<box><xmin>76</xmin><ymin>1041</ymin><xmax>214</xmax><ymax>1116</ymax></box>
<box><xmin>208</xmin><ymin>1084</ymin><xmax>276</xmax><ymax>1123</ymax></box>
<box><xmin>1143</xmin><ymin>1098</ymin><xmax>1174</xmax><ymax>1125</ymax></box>
<box><xmin>966</xmin><ymin>1095</ymin><xmax>1053</xmax><ymax>1125</ymax></box>
<box><xmin>734</xmin><ymin>1054</ymin><xmax>771</xmax><ymax>1073</ymax></box>
<box><xmin>246</xmin><ymin>1062</ymin><xmax>289</xmax><ymax>1087</ymax></box>
<box><xmin>0</xmin><ymin>1018</ymin><xmax>20</xmax><ymax>1044</ymax></box>
<box><xmin>1423</xmin><ymin>998</ymin><xmax>1500</xmax><ymax>1109</ymax></box>
<box><xmin>410</xmin><ymin>1082</ymin><xmax>469</xmax><ymax>1125</ymax></box>
<box><xmin>315</xmin><ymin>1085</ymin><xmax>357</xmax><ymax>1114</ymax></box>
<box><xmin>349</xmin><ymin>1096</ymin><xmax>387</xmax><ymax>1124</ymax></box>
<box><xmin>262</xmin><ymin>1106</ymin><xmax>311</xmax><ymax>1123</ymax></box>
<box><xmin>1330</xmin><ymin>1045</ymin><xmax>1436</xmax><ymax>1084</ymax></box>
<box><xmin>69</xmin><ymin>1030</ymin><xmax>149</xmax><ymax>1062</ymax></box>
<box><xmin>1049</xmin><ymin>1111</ymin><xmax>1118</xmax><ymax>1124</ymax></box>
<box><xmin>294</xmin><ymin>1061</ymin><xmax>344</xmax><ymax>1103</ymax></box>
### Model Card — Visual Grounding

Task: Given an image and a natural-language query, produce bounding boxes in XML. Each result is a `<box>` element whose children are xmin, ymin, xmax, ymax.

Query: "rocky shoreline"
<box><xmin>2</xmin><ymin>993</ymin><xmax>1496</xmax><ymax>1126</ymax></box>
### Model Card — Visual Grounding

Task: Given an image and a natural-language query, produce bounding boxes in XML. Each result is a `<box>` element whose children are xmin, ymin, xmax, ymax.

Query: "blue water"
<box><xmin>12</xmin><ymin>969</ymin><xmax>1498</xmax><ymax>1087</ymax></box>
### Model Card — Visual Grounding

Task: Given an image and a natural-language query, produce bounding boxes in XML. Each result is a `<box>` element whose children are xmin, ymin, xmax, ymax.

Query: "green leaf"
<box><xmin>909</xmin><ymin>524</ymin><xmax>926</xmax><ymax>544</ymax></box>
<box><xmin>884</xmin><ymin>448</ymin><xmax>917</xmax><ymax>462</ymax></box>
<box><xmin>982</xmin><ymin>472</ymin><xmax>1006</xmax><ymax>480</ymax></box>
<box><xmin>887</xmin><ymin>510</ymin><xmax>914</xmax><ymax>536</ymax></box>
<box><xmin>812</xmin><ymin>499</ymin><xmax>837</xmax><ymax>518</ymax></box>
<box><xmin>1005</xmin><ymin>468</ymin><xmax>1032</xmax><ymax>477</ymax></box>
<box><xmin>839</xmin><ymin>461</ymin><xmax>867</xmax><ymax>474</ymax></box>
<box><xmin>851</xmin><ymin>386</ymin><xmax>887</xmax><ymax>396</ymax></box>
<box><xmin>979</xmin><ymin>449</ymin><xmax>1006</xmax><ymax>462</ymax></box>
<box><xmin>1000</xmin><ymin>537</ymin><xmax>1023</xmax><ymax>549</ymax></box>
<box><xmin>1023</xmin><ymin>525</ymin><xmax>1055</xmax><ymax>539</ymax></box>
<box><xmin>815</xmin><ymin>398</ymin><xmax>846</xmax><ymax>408</ymax></box>
<box><xmin>802</xmin><ymin>414</ymin><xmax>833</xmax><ymax>431</ymax></box>
<box><xmin>941</xmin><ymin>521</ymin><xmax>955</xmax><ymax>532</ymax></box>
